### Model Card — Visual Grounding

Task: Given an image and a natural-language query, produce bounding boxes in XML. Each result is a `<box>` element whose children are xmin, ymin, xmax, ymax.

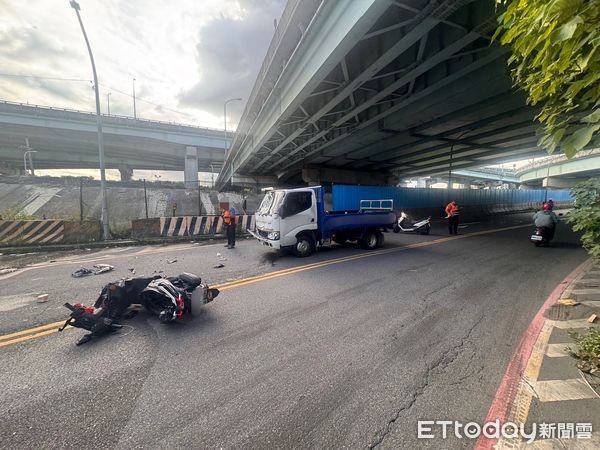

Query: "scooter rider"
<box><xmin>533</xmin><ymin>202</ymin><xmax>559</xmax><ymax>240</ymax></box>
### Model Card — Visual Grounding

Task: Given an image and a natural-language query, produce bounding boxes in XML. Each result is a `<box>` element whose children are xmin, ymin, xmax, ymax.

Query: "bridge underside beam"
<box><xmin>219</xmin><ymin>0</ymin><xmax>545</xmax><ymax>188</ymax></box>
<box><xmin>301</xmin><ymin>167</ymin><xmax>396</xmax><ymax>186</ymax></box>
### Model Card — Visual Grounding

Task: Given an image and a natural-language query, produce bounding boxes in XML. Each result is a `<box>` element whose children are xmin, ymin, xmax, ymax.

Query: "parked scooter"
<box><xmin>59</xmin><ymin>272</ymin><xmax>219</xmax><ymax>345</ymax></box>
<box><xmin>393</xmin><ymin>211</ymin><xmax>431</xmax><ymax>234</ymax></box>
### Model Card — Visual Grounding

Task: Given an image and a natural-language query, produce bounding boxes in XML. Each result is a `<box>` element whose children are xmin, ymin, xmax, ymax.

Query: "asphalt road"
<box><xmin>0</xmin><ymin>213</ymin><xmax>587</xmax><ymax>449</ymax></box>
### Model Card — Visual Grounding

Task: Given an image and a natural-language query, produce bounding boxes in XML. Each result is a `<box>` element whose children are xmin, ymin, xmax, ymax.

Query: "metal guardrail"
<box><xmin>0</xmin><ymin>99</ymin><xmax>229</xmax><ymax>137</ymax></box>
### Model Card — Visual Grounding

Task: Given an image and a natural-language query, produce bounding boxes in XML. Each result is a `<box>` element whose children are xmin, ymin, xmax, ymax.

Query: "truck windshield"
<box><xmin>257</xmin><ymin>191</ymin><xmax>285</xmax><ymax>215</ymax></box>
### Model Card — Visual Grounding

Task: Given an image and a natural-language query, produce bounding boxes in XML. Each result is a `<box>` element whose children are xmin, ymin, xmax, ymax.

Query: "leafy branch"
<box><xmin>494</xmin><ymin>0</ymin><xmax>600</xmax><ymax>157</ymax></box>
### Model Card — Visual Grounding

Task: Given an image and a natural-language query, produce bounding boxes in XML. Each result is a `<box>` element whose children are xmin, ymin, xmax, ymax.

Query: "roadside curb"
<box><xmin>476</xmin><ymin>259</ymin><xmax>600</xmax><ymax>449</ymax></box>
<box><xmin>0</xmin><ymin>234</ymin><xmax>233</xmax><ymax>254</ymax></box>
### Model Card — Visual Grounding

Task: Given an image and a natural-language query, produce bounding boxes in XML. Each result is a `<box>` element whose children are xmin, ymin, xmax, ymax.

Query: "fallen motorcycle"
<box><xmin>59</xmin><ymin>273</ymin><xmax>219</xmax><ymax>345</ymax></box>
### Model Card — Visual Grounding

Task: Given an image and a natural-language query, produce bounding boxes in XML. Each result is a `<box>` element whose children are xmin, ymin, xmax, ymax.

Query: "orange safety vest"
<box><xmin>445</xmin><ymin>202</ymin><xmax>459</xmax><ymax>217</ymax></box>
<box><xmin>223</xmin><ymin>210</ymin><xmax>236</xmax><ymax>225</ymax></box>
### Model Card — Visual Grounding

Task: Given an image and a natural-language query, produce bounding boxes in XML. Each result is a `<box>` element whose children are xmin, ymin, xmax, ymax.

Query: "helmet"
<box><xmin>543</xmin><ymin>202</ymin><xmax>551</xmax><ymax>211</ymax></box>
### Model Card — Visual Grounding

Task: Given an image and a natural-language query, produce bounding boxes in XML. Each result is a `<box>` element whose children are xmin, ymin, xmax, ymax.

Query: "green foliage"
<box><xmin>0</xmin><ymin>207</ymin><xmax>35</xmax><ymax>221</ymax></box>
<box><xmin>568</xmin><ymin>327</ymin><xmax>600</xmax><ymax>374</ymax></box>
<box><xmin>567</xmin><ymin>178</ymin><xmax>600</xmax><ymax>261</ymax></box>
<box><xmin>494</xmin><ymin>0</ymin><xmax>600</xmax><ymax>157</ymax></box>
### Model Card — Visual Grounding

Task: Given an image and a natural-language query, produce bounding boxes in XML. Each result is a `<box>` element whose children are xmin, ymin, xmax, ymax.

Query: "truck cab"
<box><xmin>254</xmin><ymin>188</ymin><xmax>318</xmax><ymax>255</ymax></box>
<box><xmin>252</xmin><ymin>186</ymin><xmax>397</xmax><ymax>257</ymax></box>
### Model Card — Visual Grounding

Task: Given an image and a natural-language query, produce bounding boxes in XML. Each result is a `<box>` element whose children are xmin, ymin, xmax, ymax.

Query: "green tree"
<box><xmin>494</xmin><ymin>0</ymin><xmax>600</xmax><ymax>157</ymax></box>
<box><xmin>567</xmin><ymin>178</ymin><xmax>600</xmax><ymax>261</ymax></box>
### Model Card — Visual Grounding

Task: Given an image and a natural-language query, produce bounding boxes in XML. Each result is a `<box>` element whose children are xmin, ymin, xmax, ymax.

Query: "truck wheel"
<box><xmin>361</xmin><ymin>231</ymin><xmax>378</xmax><ymax>250</ymax></box>
<box><xmin>293</xmin><ymin>234</ymin><xmax>314</xmax><ymax>257</ymax></box>
<box><xmin>376</xmin><ymin>231</ymin><xmax>384</xmax><ymax>247</ymax></box>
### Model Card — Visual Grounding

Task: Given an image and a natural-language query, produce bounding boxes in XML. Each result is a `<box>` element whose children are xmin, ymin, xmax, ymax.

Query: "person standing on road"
<box><xmin>445</xmin><ymin>200</ymin><xmax>461</xmax><ymax>235</ymax></box>
<box><xmin>223</xmin><ymin>207</ymin><xmax>237</xmax><ymax>249</ymax></box>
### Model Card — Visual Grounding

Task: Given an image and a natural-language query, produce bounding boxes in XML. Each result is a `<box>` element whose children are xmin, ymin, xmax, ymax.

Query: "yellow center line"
<box><xmin>0</xmin><ymin>320</ymin><xmax>66</xmax><ymax>341</ymax></box>
<box><xmin>0</xmin><ymin>223</ymin><xmax>530</xmax><ymax>348</ymax></box>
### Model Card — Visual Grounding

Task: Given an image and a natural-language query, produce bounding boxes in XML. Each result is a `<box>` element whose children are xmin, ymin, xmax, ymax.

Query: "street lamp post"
<box><xmin>69</xmin><ymin>0</ymin><xmax>110</xmax><ymax>240</ymax></box>
<box><xmin>224</xmin><ymin>98</ymin><xmax>242</xmax><ymax>157</ymax></box>
<box><xmin>133</xmin><ymin>78</ymin><xmax>137</xmax><ymax>119</ymax></box>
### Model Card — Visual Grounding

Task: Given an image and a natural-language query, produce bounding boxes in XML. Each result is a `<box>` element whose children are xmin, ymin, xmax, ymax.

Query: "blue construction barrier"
<box><xmin>331</xmin><ymin>185</ymin><xmax>572</xmax><ymax>212</ymax></box>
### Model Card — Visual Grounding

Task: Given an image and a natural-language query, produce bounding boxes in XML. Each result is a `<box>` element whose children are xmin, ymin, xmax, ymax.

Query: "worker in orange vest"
<box><xmin>445</xmin><ymin>200</ymin><xmax>461</xmax><ymax>235</ymax></box>
<box><xmin>223</xmin><ymin>207</ymin><xmax>237</xmax><ymax>249</ymax></box>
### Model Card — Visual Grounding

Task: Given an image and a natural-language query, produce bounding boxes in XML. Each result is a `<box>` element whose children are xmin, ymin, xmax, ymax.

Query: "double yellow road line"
<box><xmin>0</xmin><ymin>223</ymin><xmax>529</xmax><ymax>349</ymax></box>
<box><xmin>0</xmin><ymin>320</ymin><xmax>67</xmax><ymax>348</ymax></box>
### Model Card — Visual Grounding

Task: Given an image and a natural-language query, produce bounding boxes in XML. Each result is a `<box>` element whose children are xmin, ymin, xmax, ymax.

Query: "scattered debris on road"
<box><xmin>259</xmin><ymin>252</ymin><xmax>278</xmax><ymax>267</ymax></box>
<box><xmin>37</xmin><ymin>294</ymin><xmax>49</xmax><ymax>303</ymax></box>
<box><xmin>588</xmin><ymin>314</ymin><xmax>598</xmax><ymax>324</ymax></box>
<box><xmin>558</xmin><ymin>298</ymin><xmax>580</xmax><ymax>306</ymax></box>
<box><xmin>167</xmin><ymin>258</ymin><xmax>178</xmax><ymax>264</ymax></box>
<box><xmin>0</xmin><ymin>268</ymin><xmax>18</xmax><ymax>275</ymax></box>
<box><xmin>71</xmin><ymin>264</ymin><xmax>115</xmax><ymax>278</ymax></box>
<box><xmin>129</xmin><ymin>267</ymin><xmax>136</xmax><ymax>275</ymax></box>
<box><xmin>213</xmin><ymin>263</ymin><xmax>225</xmax><ymax>269</ymax></box>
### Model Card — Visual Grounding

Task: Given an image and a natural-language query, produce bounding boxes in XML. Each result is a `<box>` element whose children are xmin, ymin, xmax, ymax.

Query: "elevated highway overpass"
<box><xmin>0</xmin><ymin>101</ymin><xmax>228</xmax><ymax>184</ymax></box>
<box><xmin>517</xmin><ymin>150</ymin><xmax>600</xmax><ymax>188</ymax></box>
<box><xmin>217</xmin><ymin>0</ymin><xmax>552</xmax><ymax>189</ymax></box>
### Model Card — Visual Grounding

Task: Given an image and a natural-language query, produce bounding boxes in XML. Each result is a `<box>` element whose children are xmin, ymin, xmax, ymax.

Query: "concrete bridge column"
<box><xmin>184</xmin><ymin>146</ymin><xmax>199</xmax><ymax>189</ymax></box>
<box><xmin>118</xmin><ymin>165</ymin><xmax>134</xmax><ymax>181</ymax></box>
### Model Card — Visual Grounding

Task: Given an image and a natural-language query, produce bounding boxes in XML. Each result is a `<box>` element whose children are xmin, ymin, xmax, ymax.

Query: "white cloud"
<box><xmin>0</xmin><ymin>0</ymin><xmax>285</xmax><ymax>129</ymax></box>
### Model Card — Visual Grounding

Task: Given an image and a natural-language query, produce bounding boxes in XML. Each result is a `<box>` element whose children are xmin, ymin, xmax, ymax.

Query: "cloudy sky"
<box><xmin>0</xmin><ymin>0</ymin><xmax>286</xmax><ymax>130</ymax></box>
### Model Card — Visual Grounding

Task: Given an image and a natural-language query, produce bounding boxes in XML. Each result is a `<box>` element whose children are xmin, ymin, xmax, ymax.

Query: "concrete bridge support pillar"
<box><xmin>184</xmin><ymin>146</ymin><xmax>199</xmax><ymax>189</ymax></box>
<box><xmin>118</xmin><ymin>165</ymin><xmax>134</xmax><ymax>181</ymax></box>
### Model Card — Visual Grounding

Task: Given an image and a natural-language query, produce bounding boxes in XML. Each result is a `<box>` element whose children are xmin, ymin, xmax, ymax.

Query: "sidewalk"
<box><xmin>497</xmin><ymin>260</ymin><xmax>600</xmax><ymax>448</ymax></box>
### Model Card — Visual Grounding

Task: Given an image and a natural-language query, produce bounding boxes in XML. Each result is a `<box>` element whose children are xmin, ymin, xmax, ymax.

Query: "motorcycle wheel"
<box><xmin>393</xmin><ymin>225</ymin><xmax>400</xmax><ymax>233</ymax></box>
<box><xmin>534</xmin><ymin>241</ymin><xmax>541</xmax><ymax>247</ymax></box>
<box><xmin>420</xmin><ymin>225</ymin><xmax>431</xmax><ymax>235</ymax></box>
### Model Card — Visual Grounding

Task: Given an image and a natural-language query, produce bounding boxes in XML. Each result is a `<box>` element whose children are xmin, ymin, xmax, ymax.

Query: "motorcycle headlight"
<box><xmin>267</xmin><ymin>231</ymin><xmax>280</xmax><ymax>240</ymax></box>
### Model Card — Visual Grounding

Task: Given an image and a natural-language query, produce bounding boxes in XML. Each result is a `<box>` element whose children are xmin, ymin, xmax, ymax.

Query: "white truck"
<box><xmin>250</xmin><ymin>186</ymin><xmax>397</xmax><ymax>257</ymax></box>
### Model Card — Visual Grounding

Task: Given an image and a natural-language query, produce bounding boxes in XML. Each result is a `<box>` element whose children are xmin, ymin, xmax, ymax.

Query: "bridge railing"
<box><xmin>0</xmin><ymin>99</ymin><xmax>227</xmax><ymax>136</ymax></box>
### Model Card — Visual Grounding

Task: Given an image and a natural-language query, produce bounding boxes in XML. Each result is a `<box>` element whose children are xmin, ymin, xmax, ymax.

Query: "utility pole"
<box><xmin>132</xmin><ymin>78</ymin><xmax>137</xmax><ymax>119</ymax></box>
<box><xmin>143</xmin><ymin>178</ymin><xmax>149</xmax><ymax>218</ymax></box>
<box><xmin>69</xmin><ymin>0</ymin><xmax>110</xmax><ymax>240</ymax></box>
<box><xmin>79</xmin><ymin>177</ymin><xmax>84</xmax><ymax>222</ymax></box>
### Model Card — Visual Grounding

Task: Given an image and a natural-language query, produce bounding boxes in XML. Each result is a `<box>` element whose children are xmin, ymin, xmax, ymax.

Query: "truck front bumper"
<box><xmin>249</xmin><ymin>229</ymin><xmax>281</xmax><ymax>249</ymax></box>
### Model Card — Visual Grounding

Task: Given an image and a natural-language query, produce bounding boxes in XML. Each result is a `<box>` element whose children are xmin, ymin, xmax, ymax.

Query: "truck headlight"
<box><xmin>267</xmin><ymin>231</ymin><xmax>280</xmax><ymax>240</ymax></box>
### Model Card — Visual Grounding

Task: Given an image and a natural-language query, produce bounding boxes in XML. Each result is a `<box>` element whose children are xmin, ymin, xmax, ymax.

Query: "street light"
<box><xmin>133</xmin><ymin>78</ymin><xmax>137</xmax><ymax>119</ymax></box>
<box><xmin>224</xmin><ymin>98</ymin><xmax>242</xmax><ymax>157</ymax></box>
<box><xmin>69</xmin><ymin>0</ymin><xmax>110</xmax><ymax>240</ymax></box>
